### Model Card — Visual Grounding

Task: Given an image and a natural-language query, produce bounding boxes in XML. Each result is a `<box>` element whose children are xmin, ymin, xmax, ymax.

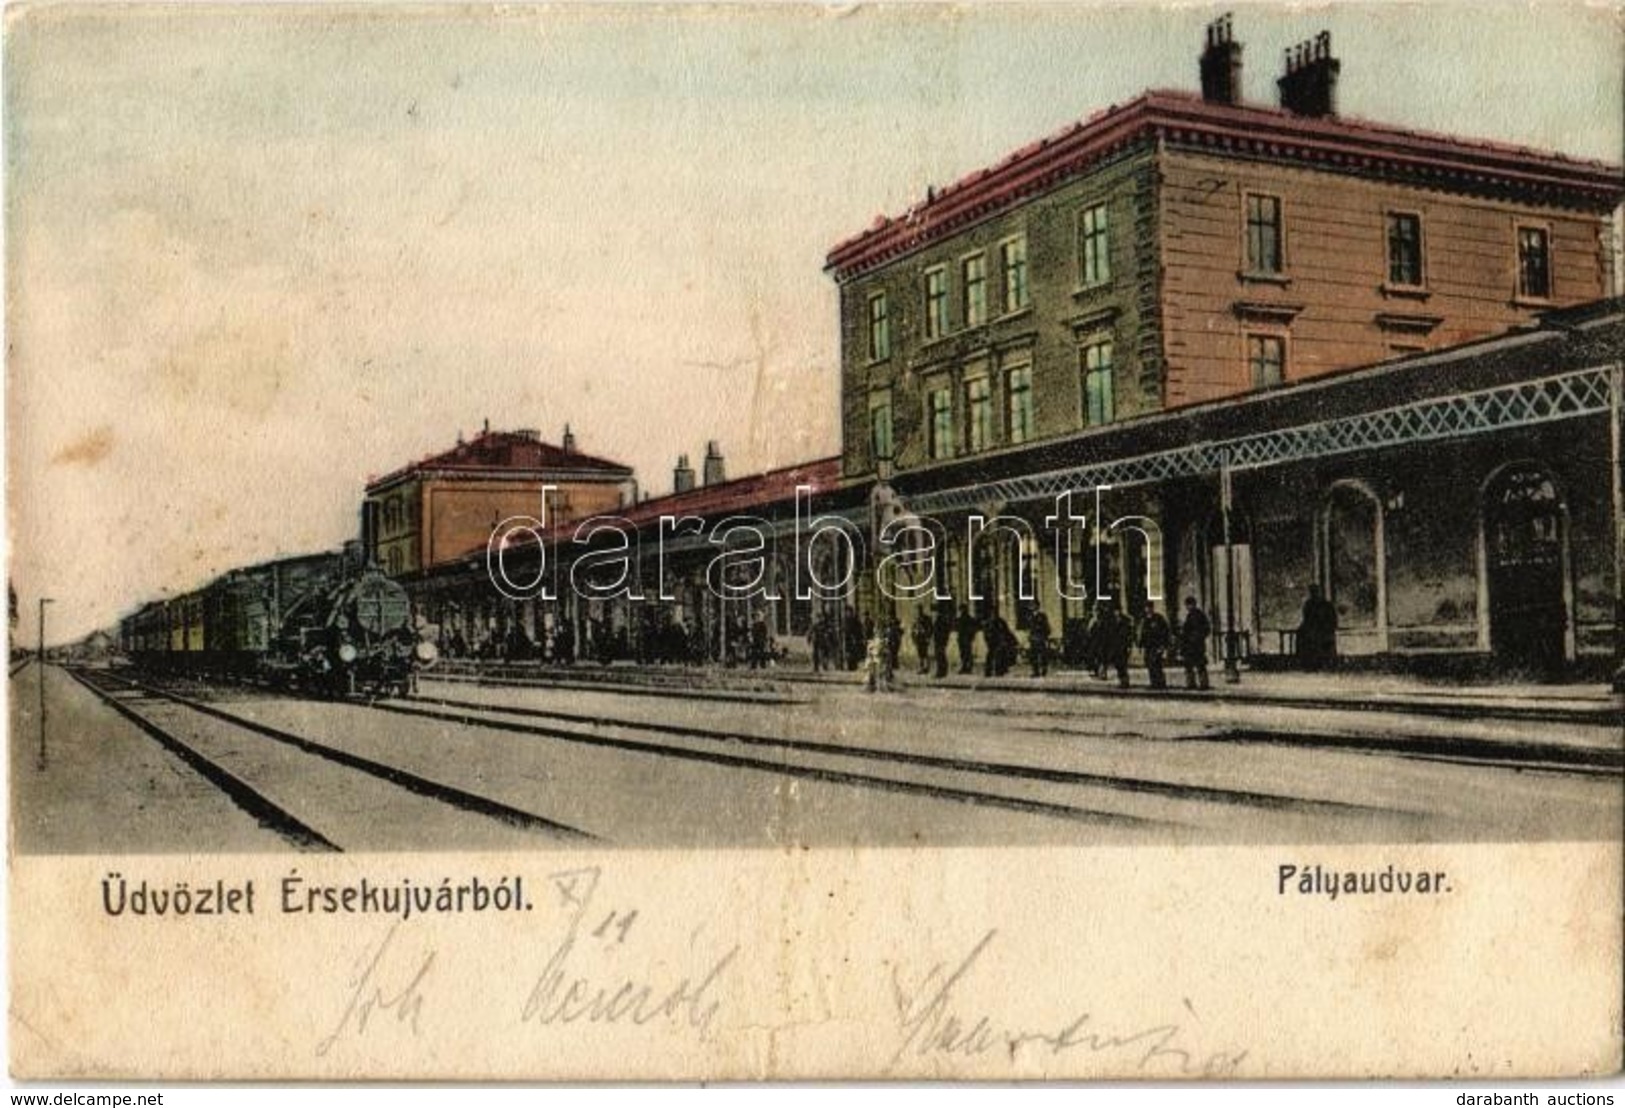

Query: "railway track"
<box><xmin>76</xmin><ymin>668</ymin><xmax>1426</xmax><ymax>843</ymax></box>
<box><xmin>426</xmin><ymin>665</ymin><xmax>804</xmax><ymax>706</ymax></box>
<box><xmin>68</xmin><ymin>667</ymin><xmax>594</xmax><ymax>851</ymax></box>
<box><xmin>430</xmin><ymin>659</ymin><xmax>1623</xmax><ymax>728</ymax></box>
<box><xmin>371</xmin><ymin>687</ymin><xmax>1418</xmax><ymax>835</ymax></box>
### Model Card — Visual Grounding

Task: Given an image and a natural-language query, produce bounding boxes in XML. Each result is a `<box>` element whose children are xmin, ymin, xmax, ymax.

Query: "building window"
<box><xmin>962</xmin><ymin>253</ymin><xmax>987</xmax><ymax>327</ymax></box>
<box><xmin>965</xmin><ymin>376</ymin><xmax>992</xmax><ymax>453</ymax></box>
<box><xmin>1079</xmin><ymin>203</ymin><xmax>1111</xmax><ymax>287</ymax></box>
<box><xmin>869</xmin><ymin>392</ymin><xmax>894</xmax><ymax>464</ymax></box>
<box><xmin>1244</xmin><ymin>193</ymin><xmax>1284</xmax><ymax>275</ymax></box>
<box><xmin>1248</xmin><ymin>333</ymin><xmax>1286</xmax><ymax>388</ymax></box>
<box><xmin>867</xmin><ymin>291</ymin><xmax>890</xmax><ymax>361</ymax></box>
<box><xmin>924</xmin><ymin>266</ymin><xmax>949</xmax><ymax>340</ymax></box>
<box><xmin>1517</xmin><ymin>225</ymin><xmax>1551</xmax><ymax>300</ymax></box>
<box><xmin>928</xmin><ymin>386</ymin><xmax>954</xmax><ymax>461</ymax></box>
<box><xmin>1387</xmin><ymin>213</ymin><xmax>1423</xmax><ymax>287</ymax></box>
<box><xmin>1001</xmin><ymin>235</ymin><xmax>1029</xmax><ymax>312</ymax></box>
<box><xmin>1081</xmin><ymin>339</ymin><xmax>1114</xmax><ymax>426</ymax></box>
<box><xmin>1006</xmin><ymin>365</ymin><xmax>1034</xmax><ymax>445</ymax></box>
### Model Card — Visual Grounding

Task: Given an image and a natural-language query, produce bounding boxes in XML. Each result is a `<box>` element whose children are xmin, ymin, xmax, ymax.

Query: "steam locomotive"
<box><xmin>119</xmin><ymin>546</ymin><xmax>436</xmax><ymax>697</ymax></box>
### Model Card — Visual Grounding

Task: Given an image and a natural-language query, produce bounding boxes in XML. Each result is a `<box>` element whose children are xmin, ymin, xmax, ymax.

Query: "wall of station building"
<box><xmin>384</xmin><ymin>409</ymin><xmax>1616</xmax><ymax>675</ymax></box>
<box><xmin>401</xmin><ymin>523</ymin><xmax>843</xmax><ymax>666</ymax></box>
<box><xmin>1157</xmin><ymin>148</ymin><xmax>1615</xmax><ymax>406</ymax></box>
<box><xmin>856</xmin><ymin>412</ymin><xmax>1616</xmax><ymax>674</ymax></box>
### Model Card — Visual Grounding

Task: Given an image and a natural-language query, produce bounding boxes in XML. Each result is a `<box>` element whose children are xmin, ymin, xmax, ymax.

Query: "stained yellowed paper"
<box><xmin>6</xmin><ymin>1</ymin><xmax>1624</xmax><ymax>1083</ymax></box>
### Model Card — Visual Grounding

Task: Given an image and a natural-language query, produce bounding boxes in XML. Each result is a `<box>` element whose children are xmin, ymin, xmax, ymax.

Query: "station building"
<box><xmin>402</xmin><ymin>448</ymin><xmax>854</xmax><ymax>665</ymax></box>
<box><xmin>825</xmin><ymin>19</ymin><xmax>1624</xmax><ymax>675</ymax></box>
<box><xmin>362</xmin><ymin>424</ymin><xmax>635</xmax><ymax>578</ymax></box>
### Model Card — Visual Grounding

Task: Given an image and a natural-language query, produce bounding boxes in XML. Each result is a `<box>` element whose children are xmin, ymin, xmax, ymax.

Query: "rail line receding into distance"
<box><xmin>67</xmin><ymin>667</ymin><xmax>595</xmax><ymax>850</ymax></box>
<box><xmin>375</xmin><ymin>689</ymin><xmax>1418</xmax><ymax>825</ymax></box>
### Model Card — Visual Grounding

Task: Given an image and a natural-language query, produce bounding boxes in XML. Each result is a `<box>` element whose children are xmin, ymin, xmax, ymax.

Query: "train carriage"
<box><xmin>119</xmin><ymin>548</ymin><xmax>432</xmax><ymax>696</ymax></box>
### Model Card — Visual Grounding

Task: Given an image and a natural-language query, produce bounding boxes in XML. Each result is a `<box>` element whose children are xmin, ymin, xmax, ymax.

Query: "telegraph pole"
<box><xmin>37</xmin><ymin>596</ymin><xmax>53</xmax><ymax>770</ymax></box>
<box><xmin>871</xmin><ymin>455</ymin><xmax>896</xmax><ymax>690</ymax></box>
<box><xmin>1221</xmin><ymin>455</ymin><xmax>1241</xmax><ymax>684</ymax></box>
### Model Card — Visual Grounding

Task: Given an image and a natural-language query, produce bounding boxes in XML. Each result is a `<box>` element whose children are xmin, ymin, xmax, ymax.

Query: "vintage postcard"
<box><xmin>5</xmin><ymin>0</ymin><xmax>1622</xmax><ymax>1082</ymax></box>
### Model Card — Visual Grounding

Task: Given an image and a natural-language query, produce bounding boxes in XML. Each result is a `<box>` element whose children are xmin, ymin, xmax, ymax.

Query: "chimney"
<box><xmin>360</xmin><ymin>500</ymin><xmax>379</xmax><ymax>566</ymax></box>
<box><xmin>1277</xmin><ymin>30</ymin><xmax>1339</xmax><ymax>118</ymax></box>
<box><xmin>1199</xmin><ymin>13</ymin><xmax>1243</xmax><ymax>106</ymax></box>
<box><xmin>561</xmin><ymin>423</ymin><xmax>576</xmax><ymax>453</ymax></box>
<box><xmin>673</xmin><ymin>454</ymin><xmax>696</xmax><ymax>493</ymax></box>
<box><xmin>702</xmin><ymin>440</ymin><xmax>726</xmax><ymax>487</ymax></box>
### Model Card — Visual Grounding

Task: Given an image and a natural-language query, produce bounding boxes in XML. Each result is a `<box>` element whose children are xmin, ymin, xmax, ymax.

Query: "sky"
<box><xmin>6</xmin><ymin>1</ymin><xmax>1622</xmax><ymax>644</ymax></box>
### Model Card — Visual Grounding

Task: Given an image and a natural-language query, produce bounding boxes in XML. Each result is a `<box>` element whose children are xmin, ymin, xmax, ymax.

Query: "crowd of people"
<box><xmin>434</xmin><ymin>608</ymin><xmax>785</xmax><ymax>670</ymax></box>
<box><xmin>806</xmin><ymin>597</ymin><xmax>1229</xmax><ymax>694</ymax></box>
<box><xmin>431</xmin><ymin>586</ymin><xmax>1336</xmax><ymax>692</ymax></box>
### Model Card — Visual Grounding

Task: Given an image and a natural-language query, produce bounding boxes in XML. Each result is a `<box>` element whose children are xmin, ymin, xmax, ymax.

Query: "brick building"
<box><xmin>405</xmin><ymin>450</ymin><xmax>854</xmax><ymax>665</ymax></box>
<box><xmin>825</xmin><ymin>19</ymin><xmax>1624</xmax><ymax>675</ymax></box>
<box><xmin>362</xmin><ymin>424</ymin><xmax>635</xmax><ymax>577</ymax></box>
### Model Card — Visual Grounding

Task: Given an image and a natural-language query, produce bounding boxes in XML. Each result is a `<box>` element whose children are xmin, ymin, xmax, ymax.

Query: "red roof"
<box><xmin>620</xmin><ymin>456</ymin><xmax>843</xmax><ymax>527</ymax></box>
<box><xmin>366</xmin><ymin>429</ymin><xmax>632</xmax><ymax>491</ymax></box>
<box><xmin>480</xmin><ymin>456</ymin><xmax>844</xmax><ymax>557</ymax></box>
<box><xmin>827</xmin><ymin>89</ymin><xmax>1624</xmax><ymax>279</ymax></box>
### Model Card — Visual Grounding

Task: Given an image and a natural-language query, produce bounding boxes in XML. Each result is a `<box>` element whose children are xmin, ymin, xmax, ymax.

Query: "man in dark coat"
<box><xmin>986</xmin><ymin>612</ymin><xmax>1016</xmax><ymax>677</ymax></box>
<box><xmin>955</xmin><ymin>604</ymin><xmax>978</xmax><ymax>675</ymax></box>
<box><xmin>932</xmin><ymin>599</ymin><xmax>954</xmax><ymax>679</ymax></box>
<box><xmin>1086</xmin><ymin>603</ymin><xmax>1110</xmax><ymax>679</ymax></box>
<box><xmin>1295</xmin><ymin>584</ymin><xmax>1339</xmax><ymax>671</ymax></box>
<box><xmin>748</xmin><ymin>613</ymin><xmax>770</xmax><ymax>669</ymax></box>
<box><xmin>1101</xmin><ymin>605</ymin><xmax>1131</xmax><ymax>688</ymax></box>
<box><xmin>1139</xmin><ymin>600</ymin><xmax>1172</xmax><ymax>690</ymax></box>
<box><xmin>1028</xmin><ymin>607</ymin><xmax>1052</xmax><ymax>678</ymax></box>
<box><xmin>883</xmin><ymin>617</ymin><xmax>903</xmax><ymax>678</ymax></box>
<box><xmin>844</xmin><ymin>607</ymin><xmax>866</xmax><ymax>671</ymax></box>
<box><xmin>911</xmin><ymin>609</ymin><xmax>934</xmax><ymax>675</ymax></box>
<box><xmin>810</xmin><ymin>612</ymin><xmax>833</xmax><ymax>673</ymax></box>
<box><xmin>1179</xmin><ymin>596</ymin><xmax>1212</xmax><ymax>690</ymax></box>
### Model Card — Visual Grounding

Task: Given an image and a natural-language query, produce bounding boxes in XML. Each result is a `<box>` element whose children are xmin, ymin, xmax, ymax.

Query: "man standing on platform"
<box><xmin>911</xmin><ymin>608</ymin><xmax>933</xmax><ymax>675</ymax></box>
<box><xmin>955</xmin><ymin>604</ymin><xmax>978</xmax><ymax>675</ymax></box>
<box><xmin>1180</xmin><ymin>596</ymin><xmax>1212</xmax><ymax>691</ymax></box>
<box><xmin>1139</xmin><ymin>600</ymin><xmax>1171</xmax><ymax>690</ymax></box>
<box><xmin>1028</xmin><ymin>607</ymin><xmax>1052</xmax><ymax>678</ymax></box>
<box><xmin>932</xmin><ymin>599</ymin><xmax>954</xmax><ymax>679</ymax></box>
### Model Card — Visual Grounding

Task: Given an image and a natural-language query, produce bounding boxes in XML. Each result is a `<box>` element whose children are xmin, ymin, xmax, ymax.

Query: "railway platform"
<box><xmin>423</xmin><ymin>657</ymin><xmax>1623</xmax><ymax>733</ymax></box>
<box><xmin>11</xmin><ymin>659</ymin><xmax>1619</xmax><ymax>853</ymax></box>
<box><xmin>9</xmin><ymin>661</ymin><xmax>294</xmax><ymax>853</ymax></box>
